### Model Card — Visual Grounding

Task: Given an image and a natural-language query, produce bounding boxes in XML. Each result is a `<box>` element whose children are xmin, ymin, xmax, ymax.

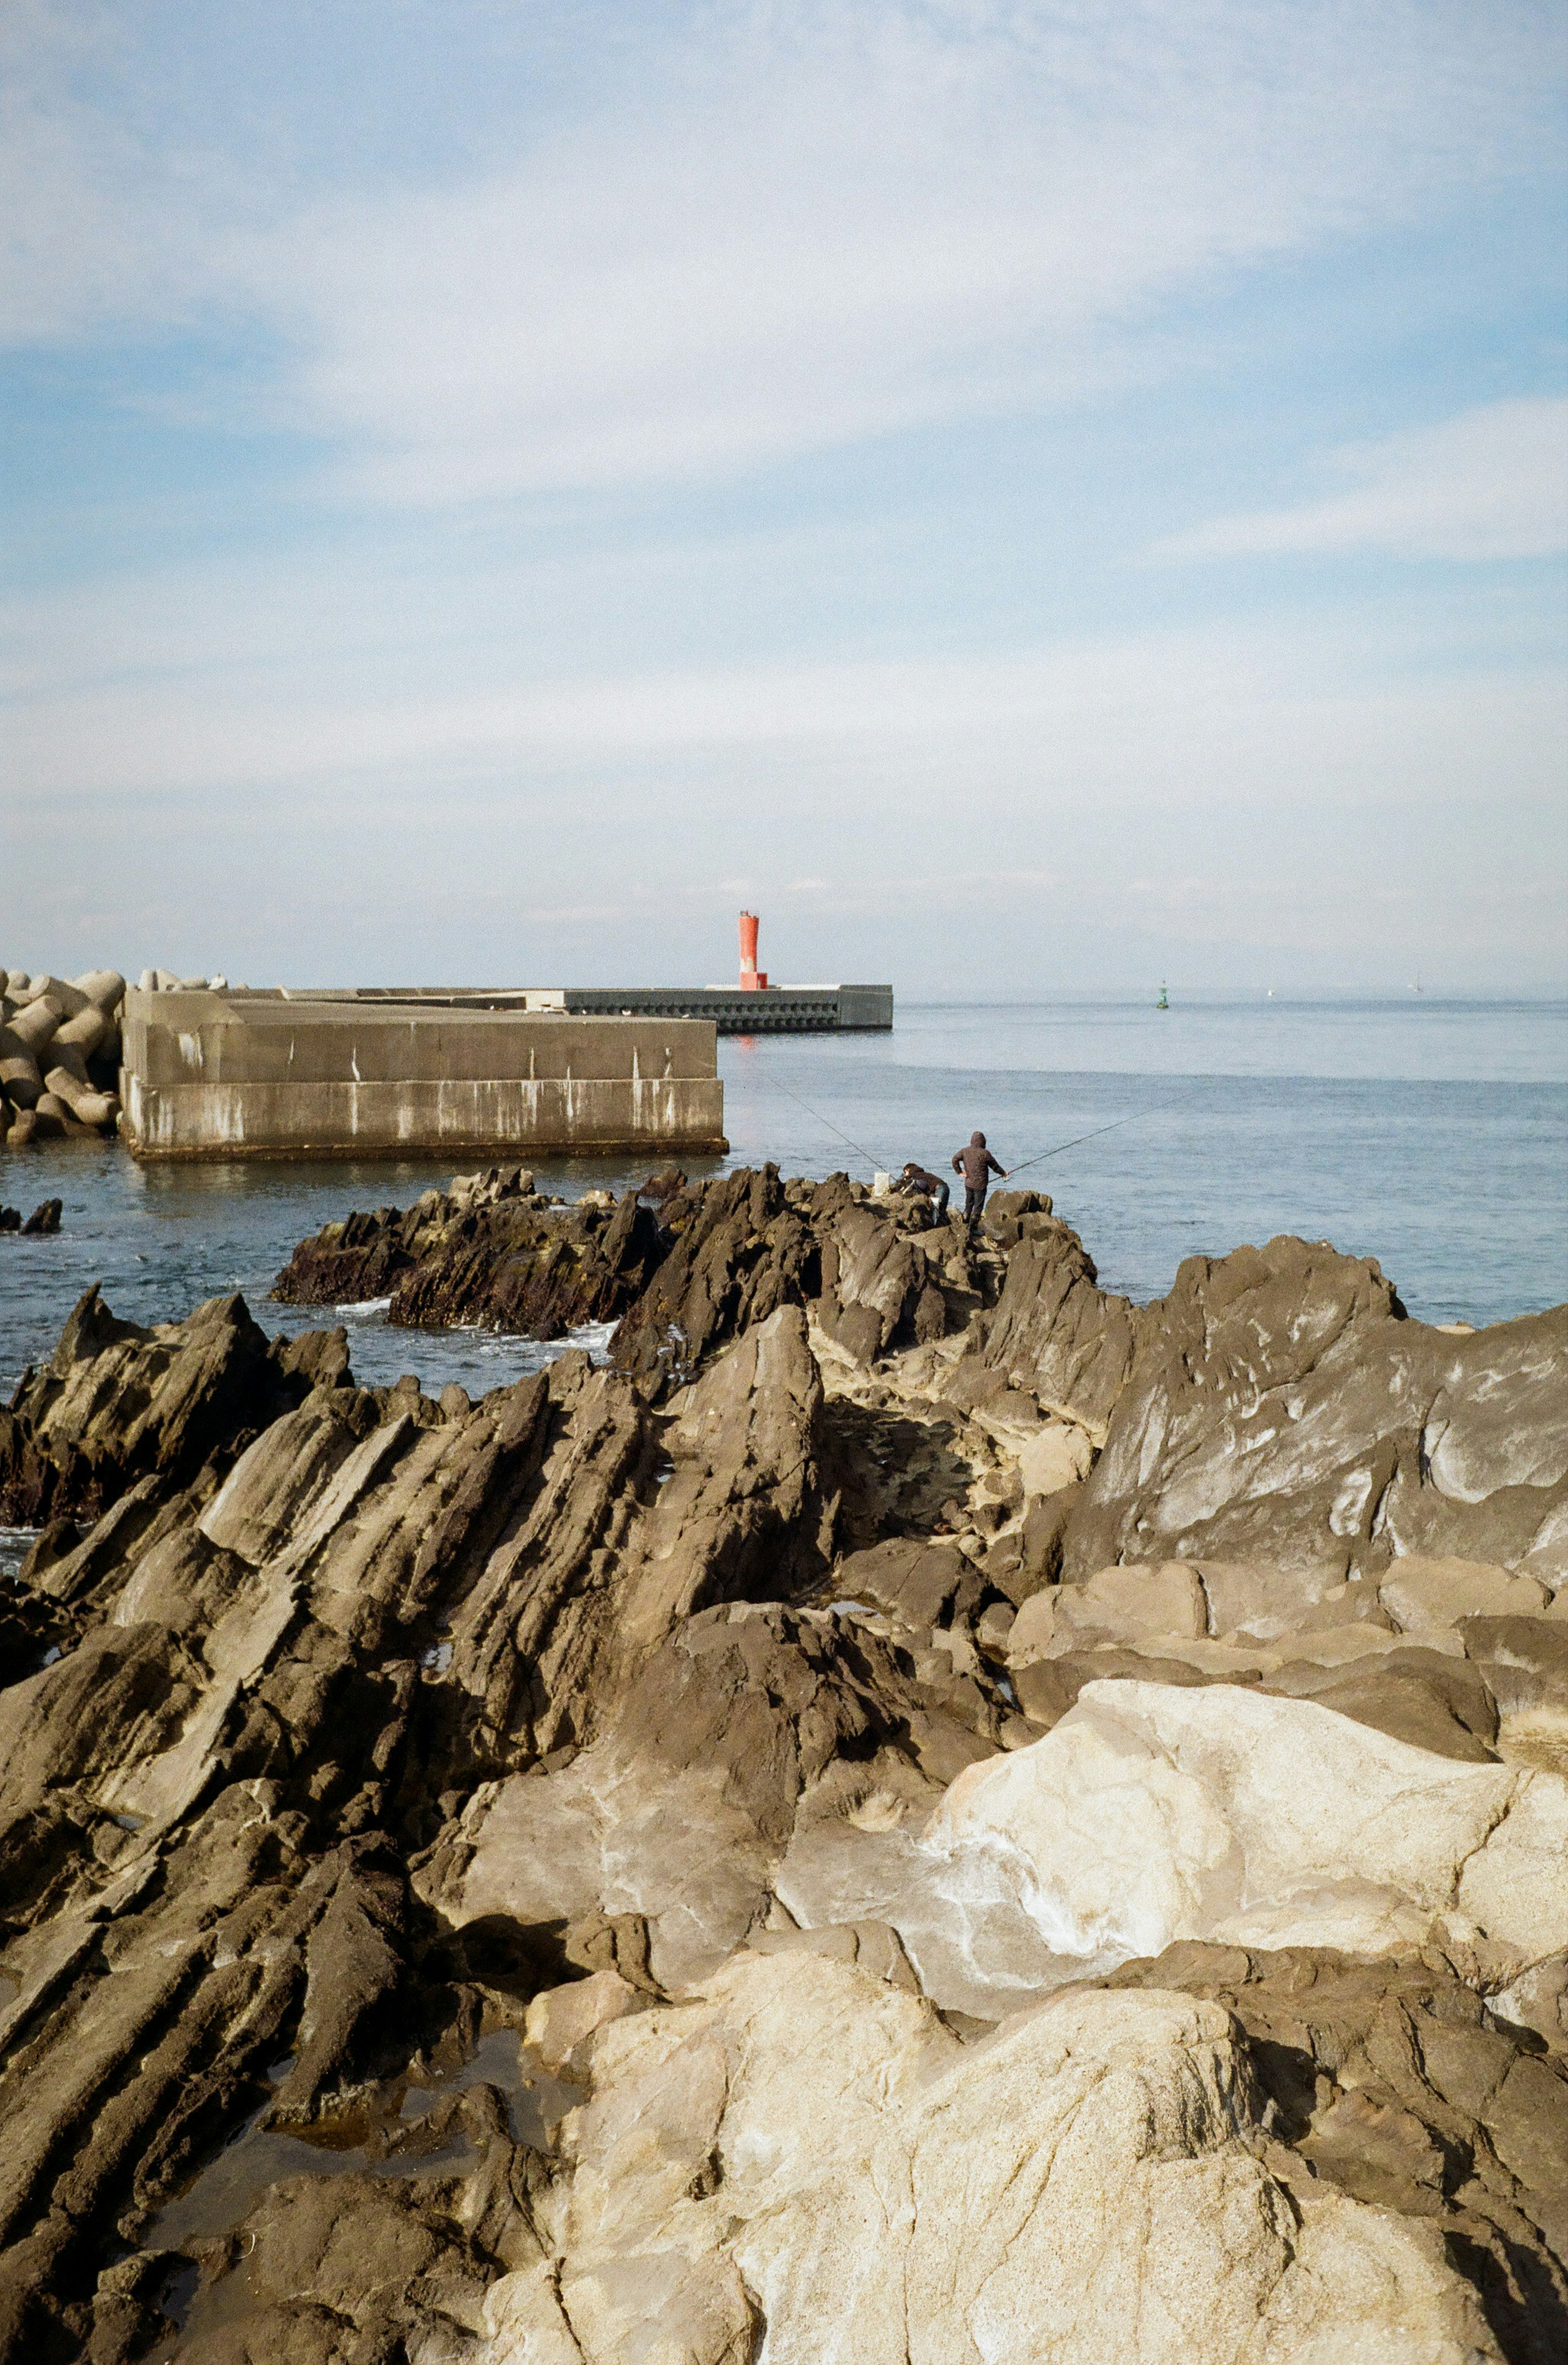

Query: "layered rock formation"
<box><xmin>0</xmin><ymin>1175</ymin><xmax>1563</xmax><ymax>2363</ymax></box>
<box><xmin>273</xmin><ymin>1165</ymin><xmax>669</xmax><ymax>1338</ymax></box>
<box><xmin>274</xmin><ymin>1162</ymin><xmax>974</xmax><ymax>1371</ymax></box>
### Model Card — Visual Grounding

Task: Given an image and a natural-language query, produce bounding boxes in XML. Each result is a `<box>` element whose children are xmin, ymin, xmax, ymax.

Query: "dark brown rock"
<box><xmin>1263</xmin><ymin>1646</ymin><xmax>1503</xmax><ymax>1762</ymax></box>
<box><xmin>962</xmin><ymin>1214</ymin><xmax>1144</xmax><ymax>1432</ymax></box>
<box><xmin>830</xmin><ymin>1537</ymin><xmax>978</xmax><ymax>1629</ymax></box>
<box><xmin>1011</xmin><ymin>1646</ymin><xmax>1255</xmax><ymax>1729</ymax></box>
<box><xmin>1059</xmin><ymin>1240</ymin><xmax>1568</xmax><ymax>1581</ymax></box>
<box><xmin>274</xmin><ymin>1166</ymin><xmax>976</xmax><ymax>1396</ymax></box>
<box><xmin>608</xmin><ymin>1165</ymin><xmax>821</xmax><ymax>1388</ymax></box>
<box><xmin>274</xmin><ymin>1171</ymin><xmax>668</xmax><ymax>1341</ymax></box>
<box><xmin>0</xmin><ymin>1288</ymin><xmax>335</xmax><ymax>1528</ymax></box>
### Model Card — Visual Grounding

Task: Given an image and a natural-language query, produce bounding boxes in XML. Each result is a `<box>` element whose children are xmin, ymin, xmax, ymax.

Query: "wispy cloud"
<box><xmin>4</xmin><ymin>3</ymin><xmax>1564</xmax><ymax>990</ymax></box>
<box><xmin>1156</xmin><ymin>399</ymin><xmax>1568</xmax><ymax>563</ymax></box>
<box><xmin>9</xmin><ymin>572</ymin><xmax>1563</xmax><ymax>811</ymax></box>
<box><xmin>3</xmin><ymin>3</ymin><xmax>1562</xmax><ymax>497</ymax></box>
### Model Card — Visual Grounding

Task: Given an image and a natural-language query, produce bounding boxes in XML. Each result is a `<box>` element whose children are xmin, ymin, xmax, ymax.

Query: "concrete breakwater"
<box><xmin>0</xmin><ymin>1178</ymin><xmax>1564</xmax><ymax>2361</ymax></box>
<box><xmin>120</xmin><ymin>986</ymin><xmax>728</xmax><ymax>1160</ymax></box>
<box><xmin>4</xmin><ymin>970</ymin><xmax>730</xmax><ymax>1159</ymax></box>
<box><xmin>0</xmin><ymin>966</ymin><xmax>244</xmax><ymax>1147</ymax></box>
<box><xmin>0</xmin><ymin>967</ymin><xmax>127</xmax><ymax>1143</ymax></box>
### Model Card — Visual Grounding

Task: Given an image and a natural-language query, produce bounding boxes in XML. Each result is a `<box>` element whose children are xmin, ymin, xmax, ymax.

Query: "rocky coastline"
<box><xmin>0</xmin><ymin>1168</ymin><xmax>1564</xmax><ymax>2362</ymax></box>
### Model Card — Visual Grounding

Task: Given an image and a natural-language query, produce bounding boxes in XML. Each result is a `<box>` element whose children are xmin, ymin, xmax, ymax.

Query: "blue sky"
<box><xmin>4</xmin><ymin>0</ymin><xmax>1566</xmax><ymax>995</ymax></box>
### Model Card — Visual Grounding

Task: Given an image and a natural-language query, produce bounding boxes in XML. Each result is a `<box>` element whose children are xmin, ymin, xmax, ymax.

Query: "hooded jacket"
<box><xmin>952</xmin><ymin>1132</ymin><xmax>1005</xmax><ymax>1189</ymax></box>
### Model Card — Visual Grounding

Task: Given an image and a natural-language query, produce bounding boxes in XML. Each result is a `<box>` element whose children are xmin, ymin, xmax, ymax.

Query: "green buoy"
<box><xmin>1156</xmin><ymin>982</ymin><xmax>1169</xmax><ymax>1010</ymax></box>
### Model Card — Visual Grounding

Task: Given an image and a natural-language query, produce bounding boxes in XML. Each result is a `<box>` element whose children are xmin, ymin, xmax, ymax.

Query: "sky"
<box><xmin>3</xmin><ymin>0</ymin><xmax>1566</xmax><ymax>997</ymax></box>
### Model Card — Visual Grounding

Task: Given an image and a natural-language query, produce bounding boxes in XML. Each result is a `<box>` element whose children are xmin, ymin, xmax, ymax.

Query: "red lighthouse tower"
<box><xmin>738</xmin><ymin>911</ymin><xmax>768</xmax><ymax>991</ymax></box>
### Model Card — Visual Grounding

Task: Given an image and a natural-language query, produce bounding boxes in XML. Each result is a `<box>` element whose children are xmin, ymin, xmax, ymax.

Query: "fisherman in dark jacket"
<box><xmin>897</xmin><ymin>1160</ymin><xmax>950</xmax><ymax>1221</ymax></box>
<box><xmin>952</xmin><ymin>1131</ymin><xmax>1007</xmax><ymax>1234</ymax></box>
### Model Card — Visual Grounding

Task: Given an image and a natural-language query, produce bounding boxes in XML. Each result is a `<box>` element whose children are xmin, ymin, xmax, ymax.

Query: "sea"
<box><xmin>1</xmin><ymin>997</ymin><xmax>1564</xmax><ymax>1412</ymax></box>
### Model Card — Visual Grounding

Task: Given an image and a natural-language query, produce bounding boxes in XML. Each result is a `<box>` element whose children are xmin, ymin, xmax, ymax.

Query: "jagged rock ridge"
<box><xmin>0</xmin><ymin>1172</ymin><xmax>1562</xmax><ymax>2362</ymax></box>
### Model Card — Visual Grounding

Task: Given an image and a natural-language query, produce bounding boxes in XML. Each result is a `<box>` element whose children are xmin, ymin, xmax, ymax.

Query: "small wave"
<box><xmin>0</xmin><ymin>1526</ymin><xmax>42</xmax><ymax>1581</ymax></box>
<box><xmin>335</xmin><ymin>1296</ymin><xmax>394</xmax><ymax>1320</ymax></box>
<box><xmin>566</xmin><ymin>1319</ymin><xmax>619</xmax><ymax>1358</ymax></box>
<box><xmin>443</xmin><ymin>1315</ymin><xmax>619</xmax><ymax>1363</ymax></box>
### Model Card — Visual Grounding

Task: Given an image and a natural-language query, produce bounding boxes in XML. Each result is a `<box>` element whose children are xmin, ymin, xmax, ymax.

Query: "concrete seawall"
<box><xmin>120</xmin><ymin>990</ymin><xmax>727</xmax><ymax>1160</ymax></box>
<box><xmin>311</xmin><ymin>983</ymin><xmax>894</xmax><ymax>1033</ymax></box>
<box><xmin>546</xmin><ymin>983</ymin><xmax>893</xmax><ymax>1032</ymax></box>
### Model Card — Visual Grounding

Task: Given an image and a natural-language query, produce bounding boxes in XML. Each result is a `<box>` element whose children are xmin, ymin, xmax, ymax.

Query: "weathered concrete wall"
<box><xmin>120</xmin><ymin>991</ymin><xmax>726</xmax><ymax>1160</ymax></box>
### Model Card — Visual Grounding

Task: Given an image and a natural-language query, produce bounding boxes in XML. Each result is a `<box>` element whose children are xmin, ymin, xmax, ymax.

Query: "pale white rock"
<box><xmin>482</xmin><ymin>2263</ymin><xmax>584</xmax><ymax>2365</ymax></box>
<box><xmin>441</xmin><ymin>1751</ymin><xmax>779</xmax><ymax>1989</ymax></box>
<box><xmin>452</xmin><ymin>1721</ymin><xmax>1076</xmax><ymax>2019</ymax></box>
<box><xmin>929</xmin><ymin>1679</ymin><xmax>1568</xmax><ymax>1964</ymax></box>
<box><xmin>479</xmin><ymin>1953</ymin><xmax>1501</xmax><ymax>2365</ymax></box>
<box><xmin>524</xmin><ymin>1970</ymin><xmax>641</xmax><ymax>2073</ymax></box>
<box><xmin>771</xmin><ymin>1809</ymin><xmax>1083</xmax><ymax>2016</ymax></box>
<box><xmin>989</xmin><ymin>1416</ymin><xmax>1094</xmax><ymax>1500</ymax></box>
<box><xmin>1456</xmin><ymin>1767</ymin><xmax>1568</xmax><ymax>1957</ymax></box>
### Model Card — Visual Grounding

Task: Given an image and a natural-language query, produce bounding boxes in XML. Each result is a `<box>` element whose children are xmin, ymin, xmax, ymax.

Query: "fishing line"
<box><xmin>773</xmin><ymin>1073</ymin><xmax>1190</xmax><ymax>1187</ymax></box>
<box><xmin>773</xmin><ymin>1077</ymin><xmax>891</xmax><ymax>1173</ymax></box>
<box><xmin>1006</xmin><ymin>1108</ymin><xmax>1152</xmax><ymax>1178</ymax></box>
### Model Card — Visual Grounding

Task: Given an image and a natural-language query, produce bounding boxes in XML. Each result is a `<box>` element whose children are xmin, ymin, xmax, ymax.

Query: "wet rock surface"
<box><xmin>273</xmin><ymin>1162</ymin><xmax>993</xmax><ymax>1381</ymax></box>
<box><xmin>272</xmin><ymin>1165</ymin><xmax>672</xmax><ymax>1341</ymax></box>
<box><xmin>0</xmin><ymin>1171</ymin><xmax>1563</xmax><ymax>2362</ymax></box>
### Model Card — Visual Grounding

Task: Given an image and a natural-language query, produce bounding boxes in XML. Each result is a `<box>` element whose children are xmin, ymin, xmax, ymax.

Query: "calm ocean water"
<box><xmin>1</xmin><ymin>997</ymin><xmax>1563</xmax><ymax>1407</ymax></box>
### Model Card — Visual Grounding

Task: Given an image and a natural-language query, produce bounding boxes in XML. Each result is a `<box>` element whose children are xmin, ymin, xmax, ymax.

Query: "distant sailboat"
<box><xmin>1156</xmin><ymin>982</ymin><xmax>1169</xmax><ymax>1011</ymax></box>
<box><xmin>1410</xmin><ymin>972</ymin><xmax>1422</xmax><ymax>994</ymax></box>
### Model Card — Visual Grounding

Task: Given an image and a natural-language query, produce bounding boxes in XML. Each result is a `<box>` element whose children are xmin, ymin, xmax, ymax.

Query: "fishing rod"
<box><xmin>1005</xmin><ymin>1107</ymin><xmax>1153</xmax><ymax>1179</ymax></box>
<box><xmin>774</xmin><ymin>1074</ymin><xmax>1180</xmax><ymax>1187</ymax></box>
